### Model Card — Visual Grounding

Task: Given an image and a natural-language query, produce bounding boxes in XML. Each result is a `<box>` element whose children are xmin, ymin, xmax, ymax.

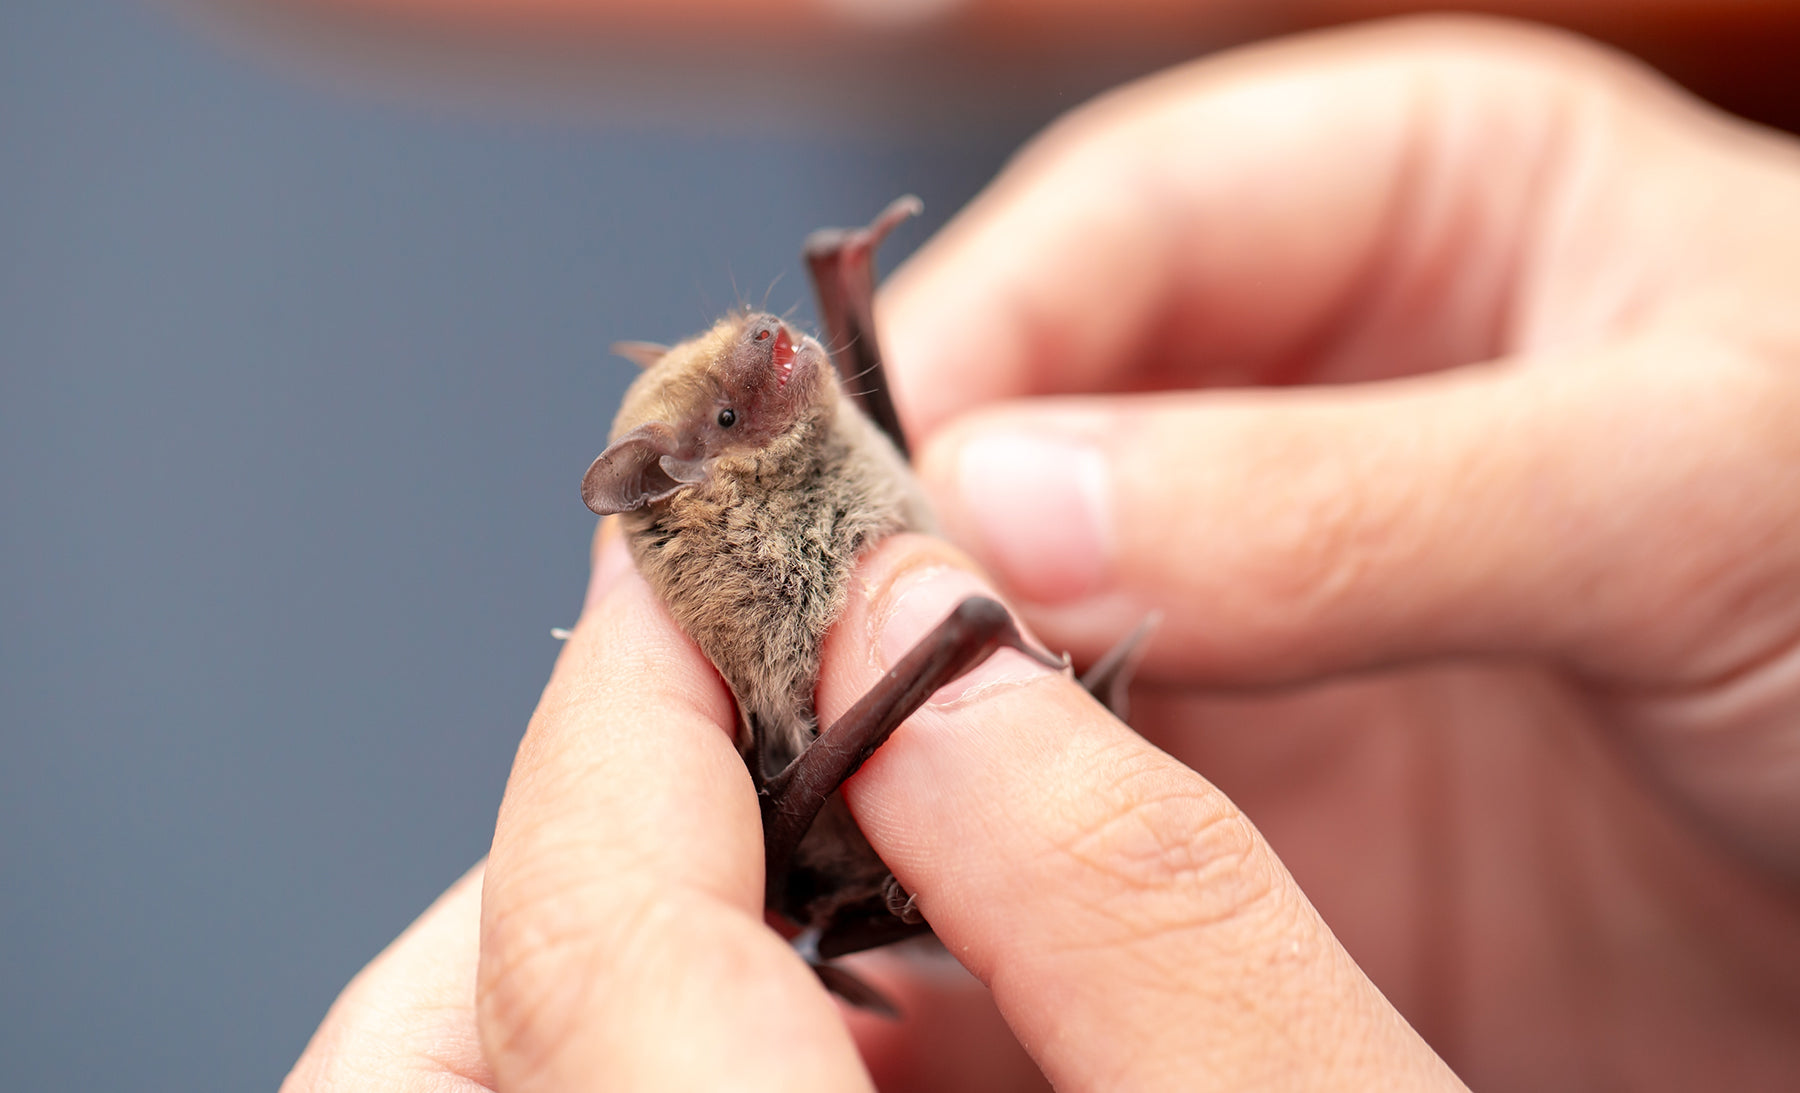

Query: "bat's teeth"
<box><xmin>772</xmin><ymin>326</ymin><xmax>797</xmax><ymax>385</ymax></box>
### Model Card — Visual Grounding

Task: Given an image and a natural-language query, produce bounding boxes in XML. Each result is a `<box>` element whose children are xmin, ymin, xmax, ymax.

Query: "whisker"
<box><xmin>839</xmin><ymin>360</ymin><xmax>882</xmax><ymax>385</ymax></box>
<box><xmin>821</xmin><ymin>330</ymin><xmax>864</xmax><ymax>357</ymax></box>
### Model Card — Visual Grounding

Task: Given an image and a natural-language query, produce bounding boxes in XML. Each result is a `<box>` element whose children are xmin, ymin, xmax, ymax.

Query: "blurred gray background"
<box><xmin>0</xmin><ymin>2</ymin><xmax>1051</xmax><ymax>1087</ymax></box>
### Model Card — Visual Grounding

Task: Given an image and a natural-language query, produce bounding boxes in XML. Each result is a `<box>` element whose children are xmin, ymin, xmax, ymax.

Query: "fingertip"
<box><xmin>819</xmin><ymin>533</ymin><xmax>1065</xmax><ymax>731</ymax></box>
<box><xmin>509</xmin><ymin>562</ymin><xmax>749</xmax><ymax>911</ymax></box>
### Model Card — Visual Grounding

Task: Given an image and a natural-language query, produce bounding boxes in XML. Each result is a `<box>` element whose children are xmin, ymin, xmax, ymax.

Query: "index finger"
<box><xmin>477</xmin><ymin>528</ymin><xmax>872</xmax><ymax>1092</ymax></box>
<box><xmin>878</xmin><ymin>17</ymin><xmax>1678</xmax><ymax>436</ymax></box>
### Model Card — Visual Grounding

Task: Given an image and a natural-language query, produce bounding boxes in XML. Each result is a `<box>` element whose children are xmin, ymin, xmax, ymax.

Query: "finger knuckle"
<box><xmin>1050</xmin><ymin>742</ymin><xmax>1281</xmax><ymax>945</ymax></box>
<box><xmin>1239</xmin><ymin>435</ymin><xmax>1399</xmax><ymax>630</ymax></box>
<box><xmin>477</xmin><ymin>874</ymin><xmax>664</xmax><ymax>1086</ymax></box>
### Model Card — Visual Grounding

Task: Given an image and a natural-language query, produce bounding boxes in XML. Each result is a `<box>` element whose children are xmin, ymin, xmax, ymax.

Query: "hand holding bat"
<box><xmin>289</xmin><ymin>20</ymin><xmax>1800</xmax><ymax>1092</ymax></box>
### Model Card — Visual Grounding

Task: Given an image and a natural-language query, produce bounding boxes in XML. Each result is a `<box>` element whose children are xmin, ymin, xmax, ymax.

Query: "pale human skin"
<box><xmin>286</xmin><ymin>18</ymin><xmax>1800</xmax><ymax>1092</ymax></box>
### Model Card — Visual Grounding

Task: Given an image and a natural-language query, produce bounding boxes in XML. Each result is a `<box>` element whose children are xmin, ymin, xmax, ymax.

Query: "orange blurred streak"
<box><xmin>268</xmin><ymin>0</ymin><xmax>1800</xmax><ymax>130</ymax></box>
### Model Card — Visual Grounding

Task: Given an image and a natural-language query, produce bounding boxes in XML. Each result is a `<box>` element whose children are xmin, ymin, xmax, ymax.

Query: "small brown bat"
<box><xmin>581</xmin><ymin>198</ymin><xmax>1147</xmax><ymax>1013</ymax></box>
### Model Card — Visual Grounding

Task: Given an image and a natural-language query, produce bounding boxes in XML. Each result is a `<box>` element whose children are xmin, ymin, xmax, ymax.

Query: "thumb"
<box><xmin>479</xmin><ymin>519</ymin><xmax>872</xmax><ymax>1091</ymax></box>
<box><xmin>916</xmin><ymin>333</ymin><xmax>1800</xmax><ymax>691</ymax></box>
<box><xmin>815</xmin><ymin>535</ymin><xmax>1462</xmax><ymax>1090</ymax></box>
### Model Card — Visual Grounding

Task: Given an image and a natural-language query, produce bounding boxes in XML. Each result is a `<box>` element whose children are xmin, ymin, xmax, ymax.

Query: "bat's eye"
<box><xmin>717</xmin><ymin>408</ymin><xmax>737</xmax><ymax>428</ymax></box>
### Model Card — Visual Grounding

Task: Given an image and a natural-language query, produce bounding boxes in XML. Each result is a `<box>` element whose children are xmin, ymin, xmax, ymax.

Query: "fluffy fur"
<box><xmin>610</xmin><ymin>314</ymin><xmax>932</xmax><ymax>778</ymax></box>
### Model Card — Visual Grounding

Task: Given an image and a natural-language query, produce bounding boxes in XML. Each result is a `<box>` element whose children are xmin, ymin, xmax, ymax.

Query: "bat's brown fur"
<box><xmin>608</xmin><ymin>312</ymin><xmax>932</xmax><ymax>784</ymax></box>
<box><xmin>592</xmin><ymin>311</ymin><xmax>934</xmax><ymax>932</ymax></box>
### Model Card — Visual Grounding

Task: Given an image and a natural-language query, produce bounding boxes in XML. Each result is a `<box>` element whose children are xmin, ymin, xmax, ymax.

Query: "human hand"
<box><xmin>876</xmin><ymin>15</ymin><xmax>1800</xmax><ymax>1087</ymax></box>
<box><xmin>287</xmin><ymin>523</ymin><xmax>1466</xmax><ymax>1090</ymax></box>
<box><xmin>285</xmin><ymin>17</ymin><xmax>1800</xmax><ymax>1091</ymax></box>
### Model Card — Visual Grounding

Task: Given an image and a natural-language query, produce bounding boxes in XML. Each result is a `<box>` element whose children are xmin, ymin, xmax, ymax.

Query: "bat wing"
<box><xmin>803</xmin><ymin>195</ymin><xmax>921</xmax><ymax>460</ymax></box>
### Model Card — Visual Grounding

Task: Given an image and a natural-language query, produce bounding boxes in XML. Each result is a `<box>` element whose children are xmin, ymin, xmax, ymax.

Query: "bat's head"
<box><xmin>581</xmin><ymin>312</ymin><xmax>837</xmax><ymax>515</ymax></box>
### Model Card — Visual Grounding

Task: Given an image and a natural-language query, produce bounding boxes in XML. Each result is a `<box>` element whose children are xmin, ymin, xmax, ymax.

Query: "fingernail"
<box><xmin>870</xmin><ymin>561</ymin><xmax>1057</xmax><ymax>709</ymax></box>
<box><xmin>952</xmin><ymin>429</ymin><xmax>1111</xmax><ymax>603</ymax></box>
<box><xmin>585</xmin><ymin>523</ymin><xmax>634</xmax><ymax>611</ymax></box>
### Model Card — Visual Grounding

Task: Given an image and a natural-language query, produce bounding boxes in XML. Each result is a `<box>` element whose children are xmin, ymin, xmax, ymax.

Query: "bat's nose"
<box><xmin>746</xmin><ymin>314</ymin><xmax>782</xmax><ymax>344</ymax></box>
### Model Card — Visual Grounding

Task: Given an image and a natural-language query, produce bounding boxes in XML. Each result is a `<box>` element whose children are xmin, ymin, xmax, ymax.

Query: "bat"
<box><xmin>580</xmin><ymin>197</ymin><xmax>1151</xmax><ymax>1014</ymax></box>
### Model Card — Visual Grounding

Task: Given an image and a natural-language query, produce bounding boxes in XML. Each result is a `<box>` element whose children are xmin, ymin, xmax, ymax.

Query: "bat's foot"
<box><xmin>1078</xmin><ymin>611</ymin><xmax>1162</xmax><ymax>722</ymax></box>
<box><xmin>881</xmin><ymin>874</ymin><xmax>923</xmax><ymax>925</ymax></box>
<box><xmin>812</xmin><ymin>961</ymin><xmax>901</xmax><ymax>1018</ymax></box>
<box><xmin>792</xmin><ymin>926</ymin><xmax>901</xmax><ymax>1018</ymax></box>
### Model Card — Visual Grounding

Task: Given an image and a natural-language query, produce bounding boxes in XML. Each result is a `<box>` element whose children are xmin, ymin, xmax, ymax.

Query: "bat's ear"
<box><xmin>581</xmin><ymin>422</ymin><xmax>708</xmax><ymax>515</ymax></box>
<box><xmin>610</xmin><ymin>341</ymin><xmax>672</xmax><ymax>369</ymax></box>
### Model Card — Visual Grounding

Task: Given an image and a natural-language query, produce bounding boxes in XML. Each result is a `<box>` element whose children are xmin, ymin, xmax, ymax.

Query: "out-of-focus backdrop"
<box><xmin>3</xmin><ymin>1</ymin><xmax>1797</xmax><ymax>1089</ymax></box>
<box><xmin>0</xmin><ymin>3</ymin><xmax>1038</xmax><ymax>1088</ymax></box>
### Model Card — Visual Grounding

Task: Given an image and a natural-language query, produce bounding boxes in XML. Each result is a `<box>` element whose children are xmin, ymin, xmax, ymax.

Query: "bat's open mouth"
<box><xmin>772</xmin><ymin>326</ymin><xmax>797</xmax><ymax>386</ymax></box>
